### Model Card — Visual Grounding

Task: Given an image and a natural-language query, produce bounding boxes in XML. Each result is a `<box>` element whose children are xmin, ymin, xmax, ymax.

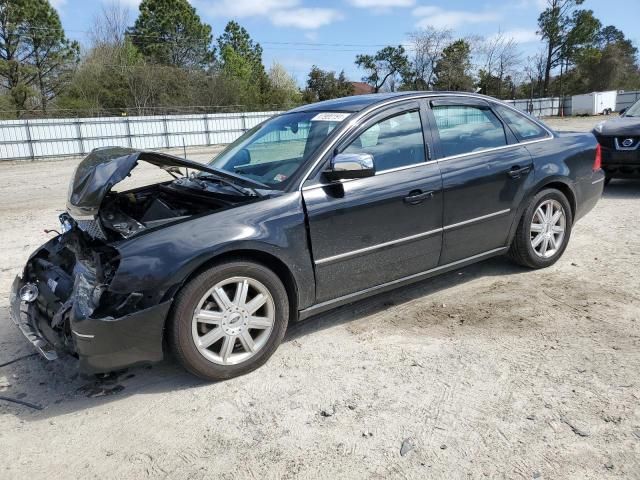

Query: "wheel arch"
<box><xmin>534</xmin><ymin>180</ymin><xmax>577</xmax><ymax>221</ymax></box>
<box><xmin>507</xmin><ymin>177</ymin><xmax>577</xmax><ymax>246</ymax></box>
<box><xmin>164</xmin><ymin>249</ymin><xmax>300</xmax><ymax>324</ymax></box>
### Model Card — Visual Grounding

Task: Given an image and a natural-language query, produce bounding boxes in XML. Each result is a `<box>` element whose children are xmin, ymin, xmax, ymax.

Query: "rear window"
<box><xmin>494</xmin><ymin>105</ymin><xmax>549</xmax><ymax>141</ymax></box>
<box><xmin>431</xmin><ymin>105</ymin><xmax>507</xmax><ymax>157</ymax></box>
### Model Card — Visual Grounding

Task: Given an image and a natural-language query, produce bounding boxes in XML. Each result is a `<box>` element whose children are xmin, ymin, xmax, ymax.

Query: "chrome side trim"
<box><xmin>314</xmin><ymin>209</ymin><xmax>511</xmax><ymax>266</ymax></box>
<box><xmin>302</xmin><ymin>247</ymin><xmax>508</xmax><ymax>316</ymax></box>
<box><xmin>315</xmin><ymin>227</ymin><xmax>442</xmax><ymax>266</ymax></box>
<box><xmin>437</xmin><ymin>137</ymin><xmax>550</xmax><ymax>163</ymax></box>
<box><xmin>297</xmin><ymin>92</ymin><xmax>554</xmax><ymax>192</ymax></box>
<box><xmin>443</xmin><ymin>209</ymin><xmax>511</xmax><ymax>231</ymax></box>
<box><xmin>591</xmin><ymin>177</ymin><xmax>605</xmax><ymax>185</ymax></box>
<box><xmin>72</xmin><ymin>330</ymin><xmax>95</xmax><ymax>339</ymax></box>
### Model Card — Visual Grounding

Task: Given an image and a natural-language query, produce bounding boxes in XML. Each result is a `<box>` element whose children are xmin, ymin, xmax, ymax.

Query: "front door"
<box><xmin>302</xmin><ymin>102</ymin><xmax>443</xmax><ymax>303</ymax></box>
<box><xmin>428</xmin><ymin>97</ymin><xmax>534</xmax><ymax>264</ymax></box>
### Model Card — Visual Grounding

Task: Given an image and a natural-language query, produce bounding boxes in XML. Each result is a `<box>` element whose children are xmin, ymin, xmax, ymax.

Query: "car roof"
<box><xmin>287</xmin><ymin>91</ymin><xmax>499</xmax><ymax>114</ymax></box>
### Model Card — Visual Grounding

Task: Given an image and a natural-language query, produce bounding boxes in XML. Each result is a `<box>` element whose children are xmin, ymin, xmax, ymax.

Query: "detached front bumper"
<box><xmin>10</xmin><ymin>263</ymin><xmax>171</xmax><ymax>375</ymax></box>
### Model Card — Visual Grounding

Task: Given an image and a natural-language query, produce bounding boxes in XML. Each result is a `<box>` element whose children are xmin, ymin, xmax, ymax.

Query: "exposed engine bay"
<box><xmin>91</xmin><ymin>178</ymin><xmax>243</xmax><ymax>240</ymax></box>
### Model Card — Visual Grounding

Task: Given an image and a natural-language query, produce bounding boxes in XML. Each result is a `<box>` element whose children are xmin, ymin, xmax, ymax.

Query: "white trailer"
<box><xmin>571</xmin><ymin>91</ymin><xmax>618</xmax><ymax>116</ymax></box>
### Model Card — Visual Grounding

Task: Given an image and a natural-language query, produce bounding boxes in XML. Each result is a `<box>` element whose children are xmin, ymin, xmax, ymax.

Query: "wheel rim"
<box><xmin>530</xmin><ymin>199</ymin><xmax>566</xmax><ymax>258</ymax></box>
<box><xmin>191</xmin><ymin>276</ymin><xmax>275</xmax><ymax>366</ymax></box>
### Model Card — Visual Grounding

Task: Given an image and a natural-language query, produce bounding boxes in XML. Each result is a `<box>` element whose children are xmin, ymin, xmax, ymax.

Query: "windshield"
<box><xmin>625</xmin><ymin>100</ymin><xmax>640</xmax><ymax>117</ymax></box>
<box><xmin>207</xmin><ymin>111</ymin><xmax>350</xmax><ymax>189</ymax></box>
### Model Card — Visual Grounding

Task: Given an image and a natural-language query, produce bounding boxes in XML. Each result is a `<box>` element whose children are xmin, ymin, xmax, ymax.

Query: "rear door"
<box><xmin>428</xmin><ymin>97</ymin><xmax>534</xmax><ymax>264</ymax></box>
<box><xmin>302</xmin><ymin>101</ymin><xmax>443</xmax><ymax>303</ymax></box>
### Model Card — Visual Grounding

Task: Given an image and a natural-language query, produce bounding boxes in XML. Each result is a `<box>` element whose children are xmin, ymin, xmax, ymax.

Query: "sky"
<box><xmin>51</xmin><ymin>0</ymin><xmax>640</xmax><ymax>84</ymax></box>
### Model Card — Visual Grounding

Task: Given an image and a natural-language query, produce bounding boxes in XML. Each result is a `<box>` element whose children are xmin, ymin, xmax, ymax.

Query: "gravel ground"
<box><xmin>0</xmin><ymin>116</ymin><xmax>639</xmax><ymax>480</ymax></box>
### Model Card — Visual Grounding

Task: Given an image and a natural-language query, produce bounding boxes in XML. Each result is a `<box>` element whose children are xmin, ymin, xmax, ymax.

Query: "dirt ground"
<box><xmin>0</xmin><ymin>116</ymin><xmax>639</xmax><ymax>480</ymax></box>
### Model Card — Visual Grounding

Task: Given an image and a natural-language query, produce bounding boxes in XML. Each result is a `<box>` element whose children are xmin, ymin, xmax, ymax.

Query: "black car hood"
<box><xmin>67</xmin><ymin>147</ymin><xmax>250</xmax><ymax>218</ymax></box>
<box><xmin>596</xmin><ymin>116</ymin><xmax>640</xmax><ymax>136</ymax></box>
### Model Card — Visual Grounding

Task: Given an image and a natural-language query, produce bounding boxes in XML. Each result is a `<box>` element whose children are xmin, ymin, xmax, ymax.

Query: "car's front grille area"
<box><xmin>615</xmin><ymin>137</ymin><xmax>640</xmax><ymax>150</ymax></box>
<box><xmin>76</xmin><ymin>219</ymin><xmax>107</xmax><ymax>240</ymax></box>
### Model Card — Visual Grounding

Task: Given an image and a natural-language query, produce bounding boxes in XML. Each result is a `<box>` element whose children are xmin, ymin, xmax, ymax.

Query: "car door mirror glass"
<box><xmin>325</xmin><ymin>153</ymin><xmax>375</xmax><ymax>181</ymax></box>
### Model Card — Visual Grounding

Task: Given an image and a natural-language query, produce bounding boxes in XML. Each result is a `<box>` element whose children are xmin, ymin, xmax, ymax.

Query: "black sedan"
<box><xmin>10</xmin><ymin>92</ymin><xmax>604</xmax><ymax>380</ymax></box>
<box><xmin>593</xmin><ymin>99</ymin><xmax>640</xmax><ymax>182</ymax></box>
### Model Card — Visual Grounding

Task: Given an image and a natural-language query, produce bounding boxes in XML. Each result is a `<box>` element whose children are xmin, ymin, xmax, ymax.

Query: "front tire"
<box><xmin>508</xmin><ymin>189</ymin><xmax>573</xmax><ymax>269</ymax></box>
<box><xmin>168</xmin><ymin>260</ymin><xmax>289</xmax><ymax>381</ymax></box>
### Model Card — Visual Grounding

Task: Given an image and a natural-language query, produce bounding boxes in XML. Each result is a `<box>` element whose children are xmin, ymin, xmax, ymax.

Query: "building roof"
<box><xmin>351</xmin><ymin>82</ymin><xmax>375</xmax><ymax>95</ymax></box>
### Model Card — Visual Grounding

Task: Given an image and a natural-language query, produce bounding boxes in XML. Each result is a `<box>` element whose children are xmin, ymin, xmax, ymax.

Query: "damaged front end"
<box><xmin>10</xmin><ymin>214</ymin><xmax>171</xmax><ymax>373</ymax></box>
<box><xmin>10</xmin><ymin>147</ymin><xmax>259</xmax><ymax>373</ymax></box>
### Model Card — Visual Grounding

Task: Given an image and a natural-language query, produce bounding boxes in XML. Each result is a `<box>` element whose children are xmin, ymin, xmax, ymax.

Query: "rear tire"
<box><xmin>508</xmin><ymin>189</ymin><xmax>573</xmax><ymax>269</ymax></box>
<box><xmin>168</xmin><ymin>260</ymin><xmax>289</xmax><ymax>381</ymax></box>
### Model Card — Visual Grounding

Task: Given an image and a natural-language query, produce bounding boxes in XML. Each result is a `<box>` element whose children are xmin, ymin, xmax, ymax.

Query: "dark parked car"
<box><xmin>10</xmin><ymin>92</ymin><xmax>604</xmax><ymax>380</ymax></box>
<box><xmin>593</xmin><ymin>99</ymin><xmax>640</xmax><ymax>183</ymax></box>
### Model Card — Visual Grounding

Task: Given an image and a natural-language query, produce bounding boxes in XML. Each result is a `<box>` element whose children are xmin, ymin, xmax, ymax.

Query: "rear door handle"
<box><xmin>508</xmin><ymin>165</ymin><xmax>532</xmax><ymax>179</ymax></box>
<box><xmin>404</xmin><ymin>190</ymin><xmax>434</xmax><ymax>205</ymax></box>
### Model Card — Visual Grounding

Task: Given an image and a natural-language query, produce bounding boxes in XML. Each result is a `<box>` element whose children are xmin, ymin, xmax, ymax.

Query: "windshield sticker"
<box><xmin>273</xmin><ymin>173</ymin><xmax>288</xmax><ymax>183</ymax></box>
<box><xmin>311</xmin><ymin>112</ymin><xmax>351</xmax><ymax>122</ymax></box>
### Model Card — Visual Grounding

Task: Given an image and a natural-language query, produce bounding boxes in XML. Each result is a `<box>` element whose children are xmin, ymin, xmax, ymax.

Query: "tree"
<box><xmin>128</xmin><ymin>0</ymin><xmax>214</xmax><ymax>68</ymax></box>
<box><xmin>267</xmin><ymin>62</ymin><xmax>301</xmax><ymax>107</ymax></box>
<box><xmin>563</xmin><ymin>25</ymin><xmax>640</xmax><ymax>93</ymax></box>
<box><xmin>477</xmin><ymin>32</ymin><xmax>522</xmax><ymax>98</ymax></box>
<box><xmin>536</xmin><ymin>0</ymin><xmax>600</xmax><ymax>96</ymax></box>
<box><xmin>403</xmin><ymin>27</ymin><xmax>452</xmax><ymax>90</ymax></box>
<box><xmin>355</xmin><ymin>45</ymin><xmax>409</xmax><ymax>93</ymax></box>
<box><xmin>216</xmin><ymin>21</ymin><xmax>269</xmax><ymax>106</ymax></box>
<box><xmin>89</xmin><ymin>1</ymin><xmax>130</xmax><ymax>49</ymax></box>
<box><xmin>217</xmin><ymin>22</ymin><xmax>266</xmax><ymax>82</ymax></box>
<box><xmin>0</xmin><ymin>0</ymin><xmax>79</xmax><ymax>115</ymax></box>
<box><xmin>303</xmin><ymin>66</ymin><xmax>353</xmax><ymax>102</ymax></box>
<box><xmin>432</xmin><ymin>40</ymin><xmax>474</xmax><ymax>91</ymax></box>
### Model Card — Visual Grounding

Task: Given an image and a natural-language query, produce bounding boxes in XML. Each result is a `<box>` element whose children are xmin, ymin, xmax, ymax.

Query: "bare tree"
<box><xmin>89</xmin><ymin>1</ymin><xmax>130</xmax><ymax>49</ymax></box>
<box><xmin>477</xmin><ymin>32</ymin><xmax>522</xmax><ymax>98</ymax></box>
<box><xmin>404</xmin><ymin>27</ymin><xmax>452</xmax><ymax>90</ymax></box>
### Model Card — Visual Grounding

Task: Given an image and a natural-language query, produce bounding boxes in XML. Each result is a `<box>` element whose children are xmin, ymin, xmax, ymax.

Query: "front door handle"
<box><xmin>508</xmin><ymin>165</ymin><xmax>532</xmax><ymax>179</ymax></box>
<box><xmin>404</xmin><ymin>190</ymin><xmax>434</xmax><ymax>205</ymax></box>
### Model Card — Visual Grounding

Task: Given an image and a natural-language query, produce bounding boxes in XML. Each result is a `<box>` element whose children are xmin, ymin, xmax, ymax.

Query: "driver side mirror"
<box><xmin>619</xmin><ymin>107</ymin><xmax>627</xmax><ymax>116</ymax></box>
<box><xmin>324</xmin><ymin>152</ymin><xmax>375</xmax><ymax>181</ymax></box>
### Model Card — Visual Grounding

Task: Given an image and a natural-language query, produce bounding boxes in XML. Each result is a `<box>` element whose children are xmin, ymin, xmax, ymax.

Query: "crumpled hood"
<box><xmin>595</xmin><ymin>116</ymin><xmax>640</xmax><ymax>136</ymax></box>
<box><xmin>67</xmin><ymin>147</ymin><xmax>238</xmax><ymax>218</ymax></box>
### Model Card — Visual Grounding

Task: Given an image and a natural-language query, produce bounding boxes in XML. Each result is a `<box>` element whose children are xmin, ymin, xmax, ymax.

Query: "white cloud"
<box><xmin>348</xmin><ymin>0</ymin><xmax>415</xmax><ymax>7</ymax></box>
<box><xmin>413</xmin><ymin>5</ymin><xmax>501</xmax><ymax>29</ymax></box>
<box><xmin>270</xmin><ymin>8</ymin><xmax>344</xmax><ymax>29</ymax></box>
<box><xmin>49</xmin><ymin>0</ymin><xmax>67</xmax><ymax>8</ymax></box>
<box><xmin>205</xmin><ymin>0</ymin><xmax>342</xmax><ymax>30</ymax></box>
<box><xmin>206</xmin><ymin>0</ymin><xmax>298</xmax><ymax>18</ymax></box>
<box><xmin>493</xmin><ymin>28</ymin><xmax>539</xmax><ymax>44</ymax></box>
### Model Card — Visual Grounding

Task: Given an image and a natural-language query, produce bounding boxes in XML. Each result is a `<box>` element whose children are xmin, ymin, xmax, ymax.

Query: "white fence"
<box><xmin>3</xmin><ymin>91</ymin><xmax>633</xmax><ymax>161</ymax></box>
<box><xmin>0</xmin><ymin>111</ymin><xmax>281</xmax><ymax>161</ymax></box>
<box><xmin>504</xmin><ymin>97</ymin><xmax>572</xmax><ymax>117</ymax></box>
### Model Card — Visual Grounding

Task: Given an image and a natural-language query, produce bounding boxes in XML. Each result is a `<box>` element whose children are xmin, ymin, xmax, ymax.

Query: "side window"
<box><xmin>431</xmin><ymin>104</ymin><xmax>507</xmax><ymax>157</ymax></box>
<box><xmin>342</xmin><ymin>110</ymin><xmax>426</xmax><ymax>172</ymax></box>
<box><xmin>494</xmin><ymin>105</ymin><xmax>549</xmax><ymax>141</ymax></box>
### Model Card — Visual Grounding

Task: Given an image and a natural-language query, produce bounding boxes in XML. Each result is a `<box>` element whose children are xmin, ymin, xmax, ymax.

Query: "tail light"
<box><xmin>593</xmin><ymin>143</ymin><xmax>602</xmax><ymax>171</ymax></box>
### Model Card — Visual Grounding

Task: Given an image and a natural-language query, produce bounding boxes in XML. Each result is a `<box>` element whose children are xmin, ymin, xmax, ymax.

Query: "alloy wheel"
<box><xmin>530</xmin><ymin>199</ymin><xmax>566</xmax><ymax>258</ymax></box>
<box><xmin>191</xmin><ymin>276</ymin><xmax>275</xmax><ymax>365</ymax></box>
